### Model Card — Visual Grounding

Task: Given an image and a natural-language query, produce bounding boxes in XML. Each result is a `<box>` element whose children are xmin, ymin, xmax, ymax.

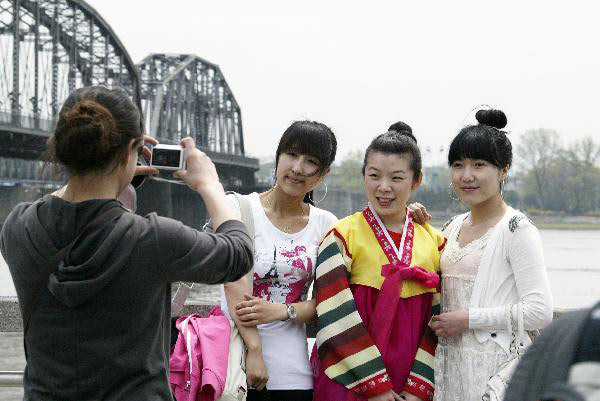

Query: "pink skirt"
<box><xmin>311</xmin><ymin>284</ymin><xmax>432</xmax><ymax>401</ymax></box>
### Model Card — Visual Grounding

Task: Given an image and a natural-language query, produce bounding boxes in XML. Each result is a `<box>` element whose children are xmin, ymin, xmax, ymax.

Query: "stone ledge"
<box><xmin>0</xmin><ymin>297</ymin><xmax>219</xmax><ymax>333</ymax></box>
<box><xmin>0</xmin><ymin>297</ymin><xmax>21</xmax><ymax>333</ymax></box>
<box><xmin>0</xmin><ymin>296</ymin><xmax>574</xmax><ymax>334</ymax></box>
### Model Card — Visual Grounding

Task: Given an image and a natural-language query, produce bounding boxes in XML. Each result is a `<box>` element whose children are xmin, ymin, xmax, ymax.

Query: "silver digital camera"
<box><xmin>150</xmin><ymin>144</ymin><xmax>186</xmax><ymax>170</ymax></box>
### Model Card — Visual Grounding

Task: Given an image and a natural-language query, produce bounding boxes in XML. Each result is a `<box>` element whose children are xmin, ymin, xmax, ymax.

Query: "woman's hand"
<box><xmin>408</xmin><ymin>202</ymin><xmax>432</xmax><ymax>225</ymax></box>
<box><xmin>245</xmin><ymin>348</ymin><xmax>269</xmax><ymax>390</ymax></box>
<box><xmin>398</xmin><ymin>391</ymin><xmax>424</xmax><ymax>401</ymax></box>
<box><xmin>369</xmin><ymin>390</ymin><xmax>403</xmax><ymax>401</ymax></box>
<box><xmin>173</xmin><ymin>137</ymin><xmax>221</xmax><ymax>193</ymax></box>
<box><xmin>174</xmin><ymin>137</ymin><xmax>237</xmax><ymax>229</ymax></box>
<box><xmin>235</xmin><ymin>294</ymin><xmax>287</xmax><ymax>326</ymax></box>
<box><xmin>135</xmin><ymin>135</ymin><xmax>159</xmax><ymax>176</ymax></box>
<box><xmin>430</xmin><ymin>310</ymin><xmax>469</xmax><ymax>338</ymax></box>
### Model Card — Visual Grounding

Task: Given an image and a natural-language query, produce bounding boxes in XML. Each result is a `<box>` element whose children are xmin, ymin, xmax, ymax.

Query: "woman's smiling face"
<box><xmin>275</xmin><ymin>151</ymin><xmax>325</xmax><ymax>197</ymax></box>
<box><xmin>364</xmin><ymin>151</ymin><xmax>422</xmax><ymax>223</ymax></box>
<box><xmin>450</xmin><ymin>158</ymin><xmax>508</xmax><ymax>207</ymax></box>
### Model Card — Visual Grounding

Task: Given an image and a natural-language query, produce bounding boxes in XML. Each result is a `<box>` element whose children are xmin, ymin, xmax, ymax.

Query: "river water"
<box><xmin>1</xmin><ymin>229</ymin><xmax>599</xmax><ymax>399</ymax></box>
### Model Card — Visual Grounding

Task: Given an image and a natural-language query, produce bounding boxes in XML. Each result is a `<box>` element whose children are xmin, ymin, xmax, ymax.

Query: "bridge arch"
<box><xmin>138</xmin><ymin>53</ymin><xmax>245</xmax><ymax>156</ymax></box>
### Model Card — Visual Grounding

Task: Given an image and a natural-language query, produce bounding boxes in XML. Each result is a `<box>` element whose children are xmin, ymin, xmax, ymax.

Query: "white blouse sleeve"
<box><xmin>468</xmin><ymin>220</ymin><xmax>553</xmax><ymax>330</ymax></box>
<box><xmin>507</xmin><ymin>222</ymin><xmax>553</xmax><ymax>329</ymax></box>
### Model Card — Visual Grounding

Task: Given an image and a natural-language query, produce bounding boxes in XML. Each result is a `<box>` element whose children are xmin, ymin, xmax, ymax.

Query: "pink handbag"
<box><xmin>170</xmin><ymin>310</ymin><xmax>232</xmax><ymax>401</ymax></box>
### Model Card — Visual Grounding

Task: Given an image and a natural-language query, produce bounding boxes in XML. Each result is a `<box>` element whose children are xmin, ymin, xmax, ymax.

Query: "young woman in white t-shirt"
<box><xmin>221</xmin><ymin>120</ymin><xmax>338</xmax><ymax>401</ymax></box>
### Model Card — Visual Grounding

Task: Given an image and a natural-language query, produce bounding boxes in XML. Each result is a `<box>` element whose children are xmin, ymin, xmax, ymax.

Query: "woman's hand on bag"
<box><xmin>407</xmin><ymin>203</ymin><xmax>431</xmax><ymax>225</ymax></box>
<box><xmin>235</xmin><ymin>294</ymin><xmax>286</xmax><ymax>326</ymax></box>
<box><xmin>430</xmin><ymin>309</ymin><xmax>469</xmax><ymax>338</ymax></box>
<box><xmin>245</xmin><ymin>348</ymin><xmax>269</xmax><ymax>390</ymax></box>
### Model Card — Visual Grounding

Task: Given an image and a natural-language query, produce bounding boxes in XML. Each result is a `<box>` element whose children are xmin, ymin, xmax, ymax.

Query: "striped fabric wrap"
<box><xmin>315</xmin><ymin>228</ymin><xmax>393</xmax><ymax>397</ymax></box>
<box><xmin>403</xmin><ymin>291</ymin><xmax>440</xmax><ymax>400</ymax></box>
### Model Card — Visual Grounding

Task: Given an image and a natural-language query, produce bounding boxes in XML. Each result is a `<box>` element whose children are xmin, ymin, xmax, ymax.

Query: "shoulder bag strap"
<box><xmin>516</xmin><ymin>302</ymin><xmax>525</xmax><ymax>353</ymax></box>
<box><xmin>507</xmin><ymin>303</ymin><xmax>526</xmax><ymax>358</ymax></box>
<box><xmin>232</xmin><ymin>192</ymin><xmax>255</xmax><ymax>240</ymax></box>
<box><xmin>232</xmin><ymin>192</ymin><xmax>255</xmax><ymax>289</ymax></box>
<box><xmin>22</xmin><ymin>205</ymin><xmax>127</xmax><ymax>333</ymax></box>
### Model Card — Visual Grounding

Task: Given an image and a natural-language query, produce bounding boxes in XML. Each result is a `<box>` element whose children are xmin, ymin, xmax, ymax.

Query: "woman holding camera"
<box><xmin>221</xmin><ymin>121</ymin><xmax>338</xmax><ymax>401</ymax></box>
<box><xmin>0</xmin><ymin>86</ymin><xmax>253</xmax><ymax>401</ymax></box>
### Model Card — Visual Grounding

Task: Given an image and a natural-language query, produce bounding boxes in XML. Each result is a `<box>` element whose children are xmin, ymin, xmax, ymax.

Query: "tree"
<box><xmin>518</xmin><ymin>135</ymin><xmax>600</xmax><ymax>215</ymax></box>
<box><xmin>332</xmin><ymin>150</ymin><xmax>364</xmax><ymax>192</ymax></box>
<box><xmin>558</xmin><ymin>137</ymin><xmax>600</xmax><ymax>214</ymax></box>
<box><xmin>516</xmin><ymin>128</ymin><xmax>561</xmax><ymax>209</ymax></box>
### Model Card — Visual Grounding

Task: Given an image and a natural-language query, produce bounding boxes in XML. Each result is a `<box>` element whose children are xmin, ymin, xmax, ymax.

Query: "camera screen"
<box><xmin>152</xmin><ymin>148</ymin><xmax>181</xmax><ymax>167</ymax></box>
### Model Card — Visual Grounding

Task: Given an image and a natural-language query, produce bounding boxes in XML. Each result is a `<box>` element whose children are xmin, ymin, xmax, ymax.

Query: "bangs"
<box><xmin>277</xmin><ymin>121</ymin><xmax>336</xmax><ymax>170</ymax></box>
<box><xmin>448</xmin><ymin>128</ymin><xmax>504</xmax><ymax>167</ymax></box>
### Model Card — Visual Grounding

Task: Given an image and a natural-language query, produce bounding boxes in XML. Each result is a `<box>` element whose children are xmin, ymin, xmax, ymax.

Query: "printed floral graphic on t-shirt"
<box><xmin>253</xmin><ymin>244</ymin><xmax>313</xmax><ymax>304</ymax></box>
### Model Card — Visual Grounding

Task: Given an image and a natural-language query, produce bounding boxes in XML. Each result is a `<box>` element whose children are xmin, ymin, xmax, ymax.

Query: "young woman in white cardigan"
<box><xmin>428</xmin><ymin>108</ymin><xmax>553</xmax><ymax>401</ymax></box>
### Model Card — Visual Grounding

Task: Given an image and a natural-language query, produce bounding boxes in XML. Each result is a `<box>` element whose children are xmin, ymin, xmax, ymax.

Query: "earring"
<box><xmin>308</xmin><ymin>182</ymin><xmax>328</xmax><ymax>204</ymax></box>
<box><xmin>500</xmin><ymin>179</ymin><xmax>506</xmax><ymax>199</ymax></box>
<box><xmin>448</xmin><ymin>182</ymin><xmax>459</xmax><ymax>202</ymax></box>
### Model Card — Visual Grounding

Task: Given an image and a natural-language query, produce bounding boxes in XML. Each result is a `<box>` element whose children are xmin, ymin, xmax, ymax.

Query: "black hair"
<box><xmin>447</xmin><ymin>108</ymin><xmax>512</xmax><ymax>169</ymax></box>
<box><xmin>275</xmin><ymin>121</ymin><xmax>337</xmax><ymax>205</ymax></box>
<box><xmin>362</xmin><ymin>127</ymin><xmax>422</xmax><ymax>180</ymax></box>
<box><xmin>388</xmin><ymin>121</ymin><xmax>418</xmax><ymax>144</ymax></box>
<box><xmin>46</xmin><ymin>86</ymin><xmax>144</xmax><ymax>175</ymax></box>
<box><xmin>275</xmin><ymin>120</ymin><xmax>337</xmax><ymax>174</ymax></box>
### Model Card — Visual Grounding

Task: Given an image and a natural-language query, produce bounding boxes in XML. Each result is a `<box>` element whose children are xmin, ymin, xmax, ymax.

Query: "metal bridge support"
<box><xmin>0</xmin><ymin>2</ymin><xmax>259</xmax><ymax>227</ymax></box>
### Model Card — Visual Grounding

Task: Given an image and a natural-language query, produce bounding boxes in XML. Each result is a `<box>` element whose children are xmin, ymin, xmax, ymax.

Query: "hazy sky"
<box><xmin>94</xmin><ymin>0</ymin><xmax>600</xmax><ymax>165</ymax></box>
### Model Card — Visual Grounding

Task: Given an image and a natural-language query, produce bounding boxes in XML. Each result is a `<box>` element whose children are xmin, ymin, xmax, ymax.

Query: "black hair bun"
<box><xmin>475</xmin><ymin>109</ymin><xmax>507</xmax><ymax>130</ymax></box>
<box><xmin>388</xmin><ymin>121</ymin><xmax>417</xmax><ymax>144</ymax></box>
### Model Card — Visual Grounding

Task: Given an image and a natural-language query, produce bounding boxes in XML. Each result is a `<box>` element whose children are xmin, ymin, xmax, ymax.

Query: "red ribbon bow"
<box><xmin>381</xmin><ymin>262</ymin><xmax>439</xmax><ymax>290</ymax></box>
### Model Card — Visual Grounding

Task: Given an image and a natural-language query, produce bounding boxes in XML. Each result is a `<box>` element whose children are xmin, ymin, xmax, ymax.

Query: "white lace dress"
<box><xmin>434</xmin><ymin>220</ymin><xmax>509</xmax><ymax>401</ymax></box>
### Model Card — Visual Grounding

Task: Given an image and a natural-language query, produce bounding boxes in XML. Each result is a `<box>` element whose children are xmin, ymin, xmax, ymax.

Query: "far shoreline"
<box><xmin>531</xmin><ymin>223</ymin><xmax>600</xmax><ymax>231</ymax></box>
<box><xmin>429</xmin><ymin>215</ymin><xmax>600</xmax><ymax>231</ymax></box>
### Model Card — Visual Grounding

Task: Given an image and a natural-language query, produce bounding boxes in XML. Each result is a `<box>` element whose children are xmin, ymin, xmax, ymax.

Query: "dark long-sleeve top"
<box><xmin>0</xmin><ymin>195</ymin><xmax>253</xmax><ymax>401</ymax></box>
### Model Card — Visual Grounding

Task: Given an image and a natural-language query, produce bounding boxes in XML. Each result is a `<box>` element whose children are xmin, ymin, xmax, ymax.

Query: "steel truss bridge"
<box><xmin>0</xmin><ymin>0</ymin><xmax>258</xmax><ymax>197</ymax></box>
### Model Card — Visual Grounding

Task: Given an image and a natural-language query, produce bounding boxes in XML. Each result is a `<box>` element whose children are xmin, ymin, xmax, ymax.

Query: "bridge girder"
<box><xmin>0</xmin><ymin>0</ymin><xmax>140</xmax><ymax>122</ymax></box>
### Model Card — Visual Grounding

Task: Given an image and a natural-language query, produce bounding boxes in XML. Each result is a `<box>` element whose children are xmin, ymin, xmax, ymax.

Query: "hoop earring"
<box><xmin>448</xmin><ymin>182</ymin><xmax>459</xmax><ymax>202</ymax></box>
<box><xmin>308</xmin><ymin>182</ymin><xmax>328</xmax><ymax>204</ymax></box>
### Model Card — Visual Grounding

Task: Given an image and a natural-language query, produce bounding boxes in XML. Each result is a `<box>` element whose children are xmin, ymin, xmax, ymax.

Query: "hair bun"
<box><xmin>475</xmin><ymin>109</ymin><xmax>507</xmax><ymax>130</ymax></box>
<box><xmin>63</xmin><ymin>100</ymin><xmax>116</xmax><ymax>136</ymax></box>
<box><xmin>54</xmin><ymin>99</ymin><xmax>119</xmax><ymax>172</ymax></box>
<box><xmin>388</xmin><ymin>121</ymin><xmax>417</xmax><ymax>144</ymax></box>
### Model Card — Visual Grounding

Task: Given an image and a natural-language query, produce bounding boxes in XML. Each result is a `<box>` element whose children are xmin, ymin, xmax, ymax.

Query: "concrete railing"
<box><xmin>0</xmin><ymin>372</ymin><xmax>22</xmax><ymax>388</ymax></box>
<box><xmin>0</xmin><ymin>296</ymin><xmax>574</xmax><ymax>388</ymax></box>
<box><xmin>0</xmin><ymin>296</ymin><xmax>216</xmax><ymax>333</ymax></box>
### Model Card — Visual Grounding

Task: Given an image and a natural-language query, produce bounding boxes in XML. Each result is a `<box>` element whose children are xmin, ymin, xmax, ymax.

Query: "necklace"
<box><xmin>263</xmin><ymin>191</ymin><xmax>306</xmax><ymax>234</ymax></box>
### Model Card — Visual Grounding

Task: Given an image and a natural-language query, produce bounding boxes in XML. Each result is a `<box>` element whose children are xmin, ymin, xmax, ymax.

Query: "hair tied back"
<box><xmin>62</xmin><ymin>99</ymin><xmax>117</xmax><ymax>137</ymax></box>
<box><xmin>475</xmin><ymin>109</ymin><xmax>507</xmax><ymax>130</ymax></box>
<box><xmin>388</xmin><ymin>121</ymin><xmax>417</xmax><ymax>144</ymax></box>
